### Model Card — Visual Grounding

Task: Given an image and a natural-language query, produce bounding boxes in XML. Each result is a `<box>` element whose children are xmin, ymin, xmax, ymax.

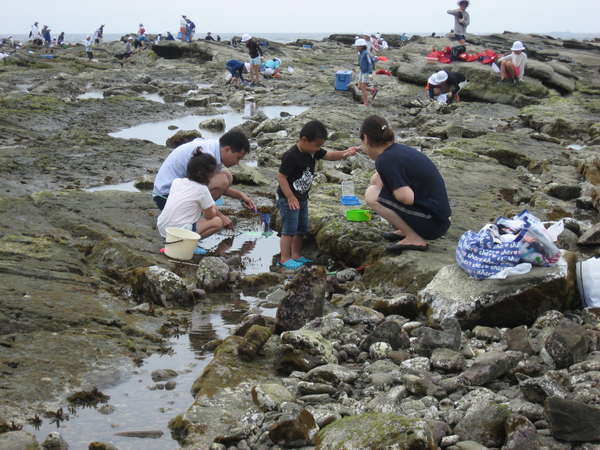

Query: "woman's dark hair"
<box><xmin>187</xmin><ymin>151</ymin><xmax>217</xmax><ymax>185</ymax></box>
<box><xmin>360</xmin><ymin>115</ymin><xmax>395</xmax><ymax>146</ymax></box>
<box><xmin>300</xmin><ymin>120</ymin><xmax>328</xmax><ymax>142</ymax></box>
<box><xmin>219</xmin><ymin>130</ymin><xmax>250</xmax><ymax>153</ymax></box>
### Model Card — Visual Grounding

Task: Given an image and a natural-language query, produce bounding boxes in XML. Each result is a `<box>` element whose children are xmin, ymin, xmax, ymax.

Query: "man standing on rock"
<box><xmin>447</xmin><ymin>0</ymin><xmax>470</xmax><ymax>45</ymax></box>
<box><xmin>29</xmin><ymin>22</ymin><xmax>41</xmax><ymax>43</ymax></box>
<box><xmin>152</xmin><ymin>131</ymin><xmax>257</xmax><ymax>227</ymax></box>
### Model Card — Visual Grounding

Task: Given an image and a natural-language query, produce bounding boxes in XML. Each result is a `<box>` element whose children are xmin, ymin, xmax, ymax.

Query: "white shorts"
<box><xmin>358</xmin><ymin>73</ymin><xmax>371</xmax><ymax>84</ymax></box>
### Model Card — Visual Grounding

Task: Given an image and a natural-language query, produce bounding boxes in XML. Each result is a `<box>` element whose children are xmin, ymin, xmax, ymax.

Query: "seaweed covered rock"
<box><xmin>275</xmin><ymin>266</ymin><xmax>329</xmax><ymax>333</ymax></box>
<box><xmin>165</xmin><ymin>130</ymin><xmax>201</xmax><ymax>149</ymax></box>
<box><xmin>238</xmin><ymin>325</ymin><xmax>273</xmax><ymax>361</ymax></box>
<box><xmin>269</xmin><ymin>409</ymin><xmax>318</xmax><ymax>447</ymax></box>
<box><xmin>315</xmin><ymin>413</ymin><xmax>436</xmax><ymax>450</ymax></box>
<box><xmin>152</xmin><ymin>41</ymin><xmax>213</xmax><ymax>61</ymax></box>
<box><xmin>132</xmin><ymin>265</ymin><xmax>192</xmax><ymax>307</ymax></box>
<box><xmin>278</xmin><ymin>329</ymin><xmax>337</xmax><ymax>374</ymax></box>
<box><xmin>196</xmin><ymin>256</ymin><xmax>231</xmax><ymax>291</ymax></box>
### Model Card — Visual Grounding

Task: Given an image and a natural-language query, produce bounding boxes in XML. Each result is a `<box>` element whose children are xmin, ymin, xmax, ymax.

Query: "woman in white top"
<box><xmin>498</xmin><ymin>41</ymin><xmax>528</xmax><ymax>84</ymax></box>
<box><xmin>157</xmin><ymin>152</ymin><xmax>225</xmax><ymax>238</ymax></box>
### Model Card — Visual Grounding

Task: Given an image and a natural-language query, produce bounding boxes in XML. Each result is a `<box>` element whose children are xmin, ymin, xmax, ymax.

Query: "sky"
<box><xmin>1</xmin><ymin>0</ymin><xmax>599</xmax><ymax>35</ymax></box>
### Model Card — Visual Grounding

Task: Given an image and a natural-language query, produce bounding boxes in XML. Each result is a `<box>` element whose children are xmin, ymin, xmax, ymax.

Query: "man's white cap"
<box><xmin>353</xmin><ymin>38</ymin><xmax>369</xmax><ymax>47</ymax></box>
<box><xmin>376</xmin><ymin>33</ymin><xmax>381</xmax><ymax>38</ymax></box>
<box><xmin>241</xmin><ymin>33</ymin><xmax>251</xmax><ymax>42</ymax></box>
<box><xmin>511</xmin><ymin>40</ymin><xmax>525</xmax><ymax>51</ymax></box>
<box><xmin>428</xmin><ymin>70</ymin><xmax>449</xmax><ymax>85</ymax></box>
<box><xmin>244</xmin><ymin>62</ymin><xmax>251</xmax><ymax>72</ymax></box>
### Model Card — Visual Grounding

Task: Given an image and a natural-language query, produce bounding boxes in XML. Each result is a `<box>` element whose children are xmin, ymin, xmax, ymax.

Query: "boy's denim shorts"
<box><xmin>278</xmin><ymin>197</ymin><xmax>308</xmax><ymax>235</ymax></box>
<box><xmin>251</xmin><ymin>56</ymin><xmax>262</xmax><ymax>65</ymax></box>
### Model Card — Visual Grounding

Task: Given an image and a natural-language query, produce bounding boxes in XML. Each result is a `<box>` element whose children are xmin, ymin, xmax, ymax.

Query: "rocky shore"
<box><xmin>0</xmin><ymin>31</ymin><xmax>599</xmax><ymax>449</ymax></box>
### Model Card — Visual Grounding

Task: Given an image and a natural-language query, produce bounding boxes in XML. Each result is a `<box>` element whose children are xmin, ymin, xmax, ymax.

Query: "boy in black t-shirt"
<box><xmin>277</xmin><ymin>121</ymin><xmax>358</xmax><ymax>270</ymax></box>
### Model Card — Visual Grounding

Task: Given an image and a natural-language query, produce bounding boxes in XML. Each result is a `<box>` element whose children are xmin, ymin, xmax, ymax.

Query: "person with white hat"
<box><xmin>447</xmin><ymin>0</ymin><xmax>470</xmax><ymax>45</ymax></box>
<box><xmin>242</xmin><ymin>34</ymin><xmax>262</xmax><ymax>85</ymax></box>
<box><xmin>354</xmin><ymin>38</ymin><xmax>379</xmax><ymax>106</ymax></box>
<box><xmin>496</xmin><ymin>41</ymin><xmax>528</xmax><ymax>84</ymax></box>
<box><xmin>426</xmin><ymin>69</ymin><xmax>466</xmax><ymax>104</ymax></box>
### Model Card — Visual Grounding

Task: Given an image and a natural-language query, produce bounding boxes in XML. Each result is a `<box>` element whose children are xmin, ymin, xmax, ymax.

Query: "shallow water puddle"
<box><xmin>16</xmin><ymin>83</ymin><xmax>33</xmax><ymax>92</ymax></box>
<box><xmin>77</xmin><ymin>91</ymin><xmax>166</xmax><ymax>103</ymax></box>
<box><xmin>27</xmin><ymin>225</ymin><xmax>281</xmax><ymax>448</ymax></box>
<box><xmin>109</xmin><ymin>105</ymin><xmax>309</xmax><ymax>145</ymax></box>
<box><xmin>86</xmin><ymin>181</ymin><xmax>140</xmax><ymax>192</ymax></box>
<box><xmin>77</xmin><ymin>90</ymin><xmax>104</xmax><ymax>99</ymax></box>
<box><xmin>28</xmin><ymin>294</ymin><xmax>275</xmax><ymax>449</ymax></box>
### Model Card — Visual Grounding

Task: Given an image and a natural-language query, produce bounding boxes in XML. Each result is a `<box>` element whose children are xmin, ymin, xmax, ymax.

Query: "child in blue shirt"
<box><xmin>354</xmin><ymin>38</ymin><xmax>378</xmax><ymax>106</ymax></box>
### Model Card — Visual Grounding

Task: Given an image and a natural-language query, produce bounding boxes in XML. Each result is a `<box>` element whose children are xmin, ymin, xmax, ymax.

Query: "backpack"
<box><xmin>451</xmin><ymin>45</ymin><xmax>466</xmax><ymax>61</ymax></box>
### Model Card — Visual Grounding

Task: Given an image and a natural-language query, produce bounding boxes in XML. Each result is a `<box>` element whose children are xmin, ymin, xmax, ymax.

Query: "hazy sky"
<box><xmin>2</xmin><ymin>0</ymin><xmax>599</xmax><ymax>35</ymax></box>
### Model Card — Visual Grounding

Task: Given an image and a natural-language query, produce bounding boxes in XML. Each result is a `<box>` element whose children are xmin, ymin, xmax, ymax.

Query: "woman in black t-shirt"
<box><xmin>362</xmin><ymin>115</ymin><xmax>451</xmax><ymax>252</ymax></box>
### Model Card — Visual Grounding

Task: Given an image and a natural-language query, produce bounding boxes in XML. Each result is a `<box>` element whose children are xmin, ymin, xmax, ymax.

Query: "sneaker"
<box><xmin>294</xmin><ymin>256</ymin><xmax>313</xmax><ymax>264</ymax></box>
<box><xmin>278</xmin><ymin>259</ymin><xmax>304</xmax><ymax>270</ymax></box>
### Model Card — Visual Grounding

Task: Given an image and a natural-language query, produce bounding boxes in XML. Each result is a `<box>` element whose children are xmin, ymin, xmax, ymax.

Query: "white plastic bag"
<box><xmin>577</xmin><ymin>258</ymin><xmax>600</xmax><ymax>308</ymax></box>
<box><xmin>545</xmin><ymin>220</ymin><xmax>565</xmax><ymax>242</ymax></box>
<box><xmin>488</xmin><ymin>263</ymin><xmax>532</xmax><ymax>280</ymax></box>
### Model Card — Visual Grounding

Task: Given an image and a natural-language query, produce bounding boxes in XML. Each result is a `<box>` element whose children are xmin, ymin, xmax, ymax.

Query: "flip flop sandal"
<box><xmin>381</xmin><ymin>232</ymin><xmax>405</xmax><ymax>242</ymax></box>
<box><xmin>386</xmin><ymin>243</ymin><xmax>429</xmax><ymax>253</ymax></box>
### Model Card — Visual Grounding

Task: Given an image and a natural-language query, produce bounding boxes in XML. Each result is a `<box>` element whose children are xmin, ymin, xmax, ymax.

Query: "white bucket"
<box><xmin>164</xmin><ymin>227</ymin><xmax>201</xmax><ymax>260</ymax></box>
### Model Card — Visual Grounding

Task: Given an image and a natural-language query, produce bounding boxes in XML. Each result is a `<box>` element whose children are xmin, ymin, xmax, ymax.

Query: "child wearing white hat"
<box><xmin>447</xmin><ymin>0</ymin><xmax>470</xmax><ymax>45</ymax></box>
<box><xmin>426</xmin><ymin>69</ymin><xmax>467</xmax><ymax>104</ymax></box>
<box><xmin>497</xmin><ymin>41</ymin><xmax>527</xmax><ymax>84</ymax></box>
<box><xmin>354</xmin><ymin>38</ymin><xmax>379</xmax><ymax>106</ymax></box>
<box><xmin>242</xmin><ymin>34</ymin><xmax>263</xmax><ymax>85</ymax></box>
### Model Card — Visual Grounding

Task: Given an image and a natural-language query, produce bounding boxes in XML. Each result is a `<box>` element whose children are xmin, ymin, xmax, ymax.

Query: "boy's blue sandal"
<box><xmin>194</xmin><ymin>247</ymin><xmax>208</xmax><ymax>256</ymax></box>
<box><xmin>278</xmin><ymin>260</ymin><xmax>304</xmax><ymax>270</ymax></box>
<box><xmin>294</xmin><ymin>256</ymin><xmax>313</xmax><ymax>264</ymax></box>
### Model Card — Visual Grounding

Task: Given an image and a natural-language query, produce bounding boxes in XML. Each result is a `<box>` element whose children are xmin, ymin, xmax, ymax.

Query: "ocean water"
<box><xmin>5</xmin><ymin>32</ymin><xmax>332</xmax><ymax>44</ymax></box>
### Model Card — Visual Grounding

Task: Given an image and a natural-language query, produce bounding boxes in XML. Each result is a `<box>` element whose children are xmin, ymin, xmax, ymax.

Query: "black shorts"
<box><xmin>153</xmin><ymin>195</ymin><xmax>168</xmax><ymax>210</ymax></box>
<box><xmin>378</xmin><ymin>192</ymin><xmax>450</xmax><ymax>240</ymax></box>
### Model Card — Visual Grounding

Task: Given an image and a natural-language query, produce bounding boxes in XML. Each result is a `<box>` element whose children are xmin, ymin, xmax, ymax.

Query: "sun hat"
<box><xmin>353</xmin><ymin>38</ymin><xmax>369</xmax><ymax>47</ymax></box>
<box><xmin>511</xmin><ymin>41</ymin><xmax>525</xmax><ymax>51</ymax></box>
<box><xmin>428</xmin><ymin>70</ymin><xmax>449</xmax><ymax>86</ymax></box>
<box><xmin>241</xmin><ymin>33</ymin><xmax>252</xmax><ymax>42</ymax></box>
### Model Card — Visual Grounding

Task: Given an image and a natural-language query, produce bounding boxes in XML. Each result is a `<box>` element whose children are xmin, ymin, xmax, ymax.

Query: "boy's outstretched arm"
<box><xmin>323</xmin><ymin>146</ymin><xmax>359</xmax><ymax>161</ymax></box>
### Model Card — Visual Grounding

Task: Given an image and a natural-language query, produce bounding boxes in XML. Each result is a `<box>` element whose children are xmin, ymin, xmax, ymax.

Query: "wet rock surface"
<box><xmin>1</xmin><ymin>30</ymin><xmax>600</xmax><ymax>449</ymax></box>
